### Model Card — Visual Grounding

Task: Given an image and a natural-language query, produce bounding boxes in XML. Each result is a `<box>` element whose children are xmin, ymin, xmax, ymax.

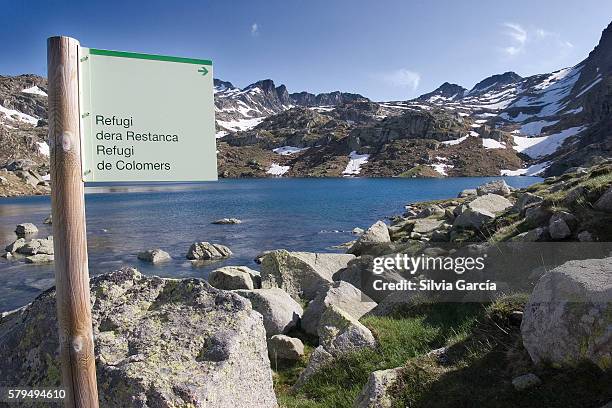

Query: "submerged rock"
<box><xmin>15</xmin><ymin>223</ymin><xmax>38</xmax><ymax>236</ymax></box>
<box><xmin>137</xmin><ymin>248</ymin><xmax>171</xmax><ymax>264</ymax></box>
<box><xmin>0</xmin><ymin>268</ymin><xmax>278</xmax><ymax>407</ymax></box>
<box><xmin>186</xmin><ymin>242</ymin><xmax>232</xmax><ymax>260</ymax></box>
<box><xmin>212</xmin><ymin>218</ymin><xmax>243</xmax><ymax>224</ymax></box>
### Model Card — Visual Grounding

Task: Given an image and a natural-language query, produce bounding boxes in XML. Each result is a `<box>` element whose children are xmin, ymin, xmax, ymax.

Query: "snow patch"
<box><xmin>519</xmin><ymin>120</ymin><xmax>559</xmax><ymax>136</ymax></box>
<box><xmin>217</xmin><ymin>117</ymin><xmax>265</xmax><ymax>132</ymax></box>
<box><xmin>273</xmin><ymin>146</ymin><xmax>309</xmax><ymax>155</ymax></box>
<box><xmin>0</xmin><ymin>104</ymin><xmax>38</xmax><ymax>125</ymax></box>
<box><xmin>267</xmin><ymin>163</ymin><xmax>290</xmax><ymax>176</ymax></box>
<box><xmin>22</xmin><ymin>86</ymin><xmax>47</xmax><ymax>97</ymax></box>
<box><xmin>37</xmin><ymin>141</ymin><xmax>50</xmax><ymax>156</ymax></box>
<box><xmin>513</xmin><ymin>126</ymin><xmax>587</xmax><ymax>158</ymax></box>
<box><xmin>482</xmin><ymin>138</ymin><xmax>506</xmax><ymax>149</ymax></box>
<box><xmin>431</xmin><ymin>163</ymin><xmax>454</xmax><ymax>176</ymax></box>
<box><xmin>343</xmin><ymin>151</ymin><xmax>370</xmax><ymax>176</ymax></box>
<box><xmin>501</xmin><ymin>161</ymin><xmax>551</xmax><ymax>176</ymax></box>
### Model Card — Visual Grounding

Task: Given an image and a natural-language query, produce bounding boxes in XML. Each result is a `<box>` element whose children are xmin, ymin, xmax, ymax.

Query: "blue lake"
<box><xmin>0</xmin><ymin>177</ymin><xmax>540</xmax><ymax>311</ymax></box>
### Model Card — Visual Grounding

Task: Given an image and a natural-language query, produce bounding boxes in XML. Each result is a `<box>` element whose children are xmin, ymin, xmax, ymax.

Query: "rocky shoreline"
<box><xmin>0</xmin><ymin>162</ymin><xmax>611</xmax><ymax>407</ymax></box>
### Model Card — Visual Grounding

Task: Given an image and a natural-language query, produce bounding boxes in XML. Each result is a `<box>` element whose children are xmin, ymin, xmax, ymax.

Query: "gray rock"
<box><xmin>416</xmin><ymin>205</ymin><xmax>444</xmax><ymax>218</ymax></box>
<box><xmin>334</xmin><ymin>255</ymin><xmax>408</xmax><ymax>302</ymax></box>
<box><xmin>137</xmin><ymin>248</ymin><xmax>171</xmax><ymax>264</ymax></box>
<box><xmin>353</xmin><ymin>367</ymin><xmax>401</xmax><ymax>408</ymax></box>
<box><xmin>295</xmin><ymin>306</ymin><xmax>376</xmax><ymax>390</ymax></box>
<box><xmin>212</xmin><ymin>218</ymin><xmax>243</xmax><ymax>224</ymax></box>
<box><xmin>476</xmin><ymin>180</ymin><xmax>511</xmax><ymax>196</ymax></box>
<box><xmin>510</xmin><ymin>227</ymin><xmax>550</xmax><ymax>242</ymax></box>
<box><xmin>577</xmin><ymin>231</ymin><xmax>594</xmax><ymax>242</ymax></box>
<box><xmin>412</xmin><ymin>218</ymin><xmax>445</xmax><ymax>234</ymax></box>
<box><xmin>293</xmin><ymin>345</ymin><xmax>334</xmax><ymax>389</ymax></box>
<box><xmin>187</xmin><ymin>242</ymin><xmax>232</xmax><ymax>260</ymax></box>
<box><xmin>18</xmin><ymin>237</ymin><xmax>54</xmax><ymax>255</ymax></box>
<box><xmin>43</xmin><ymin>214</ymin><xmax>52</xmax><ymax>224</ymax></box>
<box><xmin>521</xmin><ymin>258</ymin><xmax>612</xmax><ymax>369</ymax></box>
<box><xmin>512</xmin><ymin>373</ymin><xmax>541</xmax><ymax>391</ymax></box>
<box><xmin>548</xmin><ymin>217</ymin><xmax>571</xmax><ymax>240</ymax></box>
<box><xmin>457</xmin><ymin>188</ymin><xmax>477</xmax><ymax>198</ymax></box>
<box><xmin>267</xmin><ymin>335</ymin><xmax>304</xmax><ymax>361</ymax></box>
<box><xmin>348</xmin><ymin>221</ymin><xmax>391</xmax><ymax>256</ymax></box>
<box><xmin>254</xmin><ymin>250</ymin><xmax>272</xmax><ymax>264</ymax></box>
<box><xmin>453</xmin><ymin>194</ymin><xmax>512</xmax><ymax>229</ymax></box>
<box><xmin>261</xmin><ymin>250</ymin><xmax>355</xmax><ymax>301</ymax></box>
<box><xmin>427</xmin><ymin>347</ymin><xmax>450</xmax><ymax>365</ymax></box>
<box><xmin>301</xmin><ymin>281</ymin><xmax>377</xmax><ymax>336</ymax></box>
<box><xmin>0</xmin><ymin>268</ymin><xmax>278</xmax><ymax>407</ymax></box>
<box><xmin>15</xmin><ymin>223</ymin><xmax>38</xmax><ymax>236</ymax></box>
<box><xmin>514</xmin><ymin>192</ymin><xmax>543</xmax><ymax>214</ymax></box>
<box><xmin>5</xmin><ymin>238</ymin><xmax>26</xmax><ymax>253</ymax></box>
<box><xmin>24</xmin><ymin>254</ymin><xmax>54</xmax><ymax>264</ymax></box>
<box><xmin>209</xmin><ymin>266</ymin><xmax>257</xmax><ymax>290</ymax></box>
<box><xmin>352</xmin><ymin>227</ymin><xmax>365</xmax><ymax>235</ymax></box>
<box><xmin>318</xmin><ymin>305</ymin><xmax>376</xmax><ymax>354</ymax></box>
<box><xmin>594</xmin><ymin>187</ymin><xmax>612</xmax><ymax>212</ymax></box>
<box><xmin>234</xmin><ymin>288</ymin><xmax>303</xmax><ymax>336</ymax></box>
<box><xmin>524</xmin><ymin>206</ymin><xmax>552</xmax><ymax>226</ymax></box>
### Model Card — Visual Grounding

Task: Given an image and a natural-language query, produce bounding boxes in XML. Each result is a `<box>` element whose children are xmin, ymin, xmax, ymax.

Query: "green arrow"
<box><xmin>198</xmin><ymin>67</ymin><xmax>208</xmax><ymax>76</ymax></box>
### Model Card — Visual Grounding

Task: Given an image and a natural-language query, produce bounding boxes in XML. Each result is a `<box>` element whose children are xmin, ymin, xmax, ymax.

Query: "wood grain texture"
<box><xmin>47</xmin><ymin>36</ymin><xmax>100</xmax><ymax>408</ymax></box>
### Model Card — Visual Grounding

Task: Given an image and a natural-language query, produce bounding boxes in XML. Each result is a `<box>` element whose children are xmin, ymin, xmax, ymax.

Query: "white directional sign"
<box><xmin>79</xmin><ymin>48</ymin><xmax>217</xmax><ymax>182</ymax></box>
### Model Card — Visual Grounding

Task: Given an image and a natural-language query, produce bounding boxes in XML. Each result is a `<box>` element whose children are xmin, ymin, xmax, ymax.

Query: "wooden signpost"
<box><xmin>47</xmin><ymin>35</ymin><xmax>216</xmax><ymax>406</ymax></box>
<box><xmin>48</xmin><ymin>36</ymin><xmax>99</xmax><ymax>408</ymax></box>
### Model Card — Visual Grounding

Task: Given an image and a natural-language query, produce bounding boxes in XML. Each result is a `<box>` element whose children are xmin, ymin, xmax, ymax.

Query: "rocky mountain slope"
<box><xmin>1</xmin><ymin>21</ymin><xmax>611</xmax><ymax>187</ymax></box>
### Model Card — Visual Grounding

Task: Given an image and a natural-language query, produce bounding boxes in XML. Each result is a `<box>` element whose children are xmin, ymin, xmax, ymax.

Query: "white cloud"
<box><xmin>502</xmin><ymin>22</ymin><xmax>527</xmax><ymax>56</ymax></box>
<box><xmin>251</xmin><ymin>23</ymin><xmax>259</xmax><ymax>36</ymax></box>
<box><xmin>380</xmin><ymin>68</ymin><xmax>421</xmax><ymax>90</ymax></box>
<box><xmin>501</xmin><ymin>23</ymin><xmax>573</xmax><ymax>58</ymax></box>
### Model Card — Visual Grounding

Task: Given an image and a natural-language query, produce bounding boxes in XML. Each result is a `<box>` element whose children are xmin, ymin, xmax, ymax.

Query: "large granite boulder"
<box><xmin>334</xmin><ymin>255</ymin><xmax>407</xmax><ymax>302</ymax></box>
<box><xmin>186</xmin><ymin>242</ymin><xmax>232</xmax><ymax>260</ymax></box>
<box><xmin>0</xmin><ymin>268</ymin><xmax>278</xmax><ymax>408</ymax></box>
<box><xmin>234</xmin><ymin>288</ymin><xmax>303</xmax><ymax>336</ymax></box>
<box><xmin>261</xmin><ymin>250</ymin><xmax>355</xmax><ymax>301</ymax></box>
<box><xmin>301</xmin><ymin>281</ymin><xmax>377</xmax><ymax>336</ymax></box>
<box><xmin>453</xmin><ymin>194</ymin><xmax>512</xmax><ymax>229</ymax></box>
<box><xmin>476</xmin><ymin>180</ymin><xmax>511</xmax><ymax>196</ymax></box>
<box><xmin>17</xmin><ymin>237</ymin><xmax>54</xmax><ymax>255</ymax></box>
<box><xmin>594</xmin><ymin>186</ymin><xmax>612</xmax><ymax>212</ymax></box>
<box><xmin>521</xmin><ymin>258</ymin><xmax>612</xmax><ymax>369</ymax></box>
<box><xmin>348</xmin><ymin>221</ymin><xmax>391</xmax><ymax>256</ymax></box>
<box><xmin>295</xmin><ymin>306</ymin><xmax>376</xmax><ymax>389</ymax></box>
<box><xmin>209</xmin><ymin>266</ymin><xmax>260</xmax><ymax>290</ymax></box>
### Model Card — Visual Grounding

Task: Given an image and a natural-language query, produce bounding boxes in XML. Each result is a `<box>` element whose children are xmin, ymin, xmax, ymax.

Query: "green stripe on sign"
<box><xmin>89</xmin><ymin>48</ymin><xmax>213</xmax><ymax>65</ymax></box>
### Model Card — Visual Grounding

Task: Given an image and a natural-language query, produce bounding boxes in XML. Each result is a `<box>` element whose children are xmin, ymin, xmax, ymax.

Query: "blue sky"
<box><xmin>2</xmin><ymin>0</ymin><xmax>611</xmax><ymax>101</ymax></box>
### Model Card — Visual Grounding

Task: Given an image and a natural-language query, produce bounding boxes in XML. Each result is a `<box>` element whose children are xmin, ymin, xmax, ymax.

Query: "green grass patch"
<box><xmin>277</xmin><ymin>303</ymin><xmax>484</xmax><ymax>408</ymax></box>
<box><xmin>391</xmin><ymin>294</ymin><xmax>612</xmax><ymax>408</ymax></box>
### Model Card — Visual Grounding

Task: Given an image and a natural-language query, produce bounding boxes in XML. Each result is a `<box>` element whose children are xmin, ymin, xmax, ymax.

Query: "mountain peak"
<box><xmin>415</xmin><ymin>82</ymin><xmax>467</xmax><ymax>102</ymax></box>
<box><xmin>468</xmin><ymin>71</ymin><xmax>522</xmax><ymax>95</ymax></box>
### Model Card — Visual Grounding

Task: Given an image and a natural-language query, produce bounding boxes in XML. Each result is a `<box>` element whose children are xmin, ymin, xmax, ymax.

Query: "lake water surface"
<box><xmin>0</xmin><ymin>177</ymin><xmax>540</xmax><ymax>311</ymax></box>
